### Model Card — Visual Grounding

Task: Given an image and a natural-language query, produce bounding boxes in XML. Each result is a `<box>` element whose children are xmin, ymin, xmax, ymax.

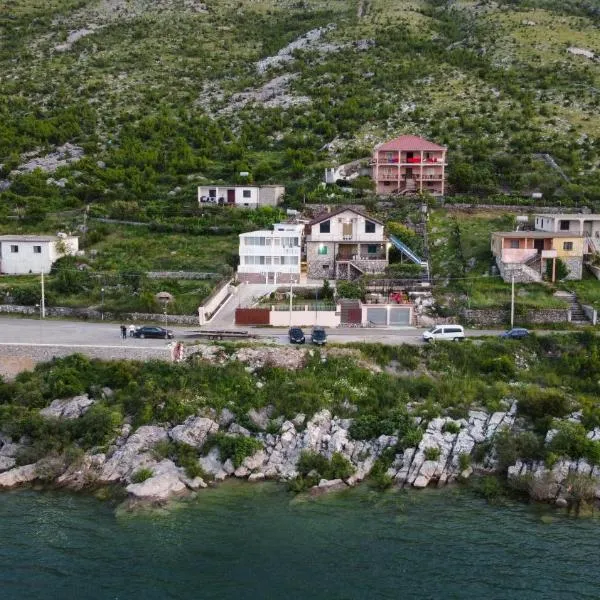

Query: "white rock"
<box><xmin>0</xmin><ymin>464</ymin><xmax>37</xmax><ymax>487</ymax></box>
<box><xmin>219</xmin><ymin>408</ymin><xmax>236</xmax><ymax>426</ymax></box>
<box><xmin>247</xmin><ymin>406</ymin><xmax>273</xmax><ymax>430</ymax></box>
<box><xmin>228</xmin><ymin>423</ymin><xmax>251</xmax><ymax>436</ymax></box>
<box><xmin>199</xmin><ymin>447</ymin><xmax>227</xmax><ymax>480</ymax></box>
<box><xmin>183</xmin><ymin>476</ymin><xmax>207</xmax><ymax>490</ymax></box>
<box><xmin>0</xmin><ymin>443</ymin><xmax>19</xmax><ymax>458</ymax></box>
<box><xmin>292</xmin><ymin>414</ymin><xmax>306</xmax><ymax>427</ymax></box>
<box><xmin>99</xmin><ymin>426</ymin><xmax>168</xmax><ymax>482</ymax></box>
<box><xmin>0</xmin><ymin>456</ymin><xmax>16</xmax><ymax>472</ymax></box>
<box><xmin>234</xmin><ymin>466</ymin><xmax>250</xmax><ymax>478</ymax></box>
<box><xmin>170</xmin><ymin>417</ymin><xmax>218</xmax><ymax>448</ymax></box>
<box><xmin>242</xmin><ymin>450</ymin><xmax>266</xmax><ymax>471</ymax></box>
<box><xmin>248</xmin><ymin>472</ymin><xmax>265</xmax><ymax>482</ymax></box>
<box><xmin>40</xmin><ymin>395</ymin><xmax>95</xmax><ymax>420</ymax></box>
<box><xmin>126</xmin><ymin>460</ymin><xmax>187</xmax><ymax>501</ymax></box>
<box><xmin>223</xmin><ymin>459</ymin><xmax>235</xmax><ymax>475</ymax></box>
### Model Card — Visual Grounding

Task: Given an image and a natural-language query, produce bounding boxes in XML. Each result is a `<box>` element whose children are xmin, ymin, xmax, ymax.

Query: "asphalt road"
<box><xmin>0</xmin><ymin>316</ymin><xmax>505</xmax><ymax>348</ymax></box>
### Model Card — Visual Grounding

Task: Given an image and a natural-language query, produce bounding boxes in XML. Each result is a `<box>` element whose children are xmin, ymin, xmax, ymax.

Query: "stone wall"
<box><xmin>147</xmin><ymin>271</ymin><xmax>216</xmax><ymax>280</ymax></box>
<box><xmin>496</xmin><ymin>258</ymin><xmax>542</xmax><ymax>283</ymax></box>
<box><xmin>0</xmin><ymin>343</ymin><xmax>170</xmax><ymax>379</ymax></box>
<box><xmin>562</xmin><ymin>256</ymin><xmax>583</xmax><ymax>280</ymax></box>
<box><xmin>306</xmin><ymin>242</ymin><xmax>335</xmax><ymax>279</ymax></box>
<box><xmin>0</xmin><ymin>304</ymin><xmax>199</xmax><ymax>325</ymax></box>
<box><xmin>462</xmin><ymin>307</ymin><xmax>570</xmax><ymax>326</ymax></box>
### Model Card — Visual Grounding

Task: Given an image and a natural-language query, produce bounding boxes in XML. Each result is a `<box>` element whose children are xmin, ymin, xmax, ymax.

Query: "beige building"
<box><xmin>305</xmin><ymin>208</ymin><xmax>388</xmax><ymax>280</ymax></box>
<box><xmin>198</xmin><ymin>185</ymin><xmax>285</xmax><ymax>208</ymax></box>
<box><xmin>491</xmin><ymin>231</ymin><xmax>584</xmax><ymax>282</ymax></box>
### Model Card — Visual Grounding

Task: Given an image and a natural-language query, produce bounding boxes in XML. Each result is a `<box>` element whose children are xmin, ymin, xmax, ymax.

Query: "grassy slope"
<box><xmin>0</xmin><ymin>0</ymin><xmax>599</xmax><ymax>211</ymax></box>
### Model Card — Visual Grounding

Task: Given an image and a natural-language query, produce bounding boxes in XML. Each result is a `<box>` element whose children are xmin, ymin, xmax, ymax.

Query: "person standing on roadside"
<box><xmin>129</xmin><ymin>324</ymin><xmax>136</xmax><ymax>337</ymax></box>
<box><xmin>120</xmin><ymin>324</ymin><xmax>127</xmax><ymax>339</ymax></box>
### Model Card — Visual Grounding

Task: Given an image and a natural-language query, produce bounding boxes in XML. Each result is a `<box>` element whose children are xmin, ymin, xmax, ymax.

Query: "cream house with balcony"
<box><xmin>372</xmin><ymin>135</ymin><xmax>447</xmax><ymax>196</ymax></box>
<box><xmin>305</xmin><ymin>208</ymin><xmax>388</xmax><ymax>280</ymax></box>
<box><xmin>491</xmin><ymin>231</ymin><xmax>584</xmax><ymax>282</ymax></box>
<box><xmin>237</xmin><ymin>223</ymin><xmax>303</xmax><ymax>284</ymax></box>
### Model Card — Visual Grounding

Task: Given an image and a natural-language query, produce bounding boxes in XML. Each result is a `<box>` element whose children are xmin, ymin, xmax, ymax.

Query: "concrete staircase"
<box><xmin>555</xmin><ymin>291</ymin><xmax>589</xmax><ymax>324</ymax></box>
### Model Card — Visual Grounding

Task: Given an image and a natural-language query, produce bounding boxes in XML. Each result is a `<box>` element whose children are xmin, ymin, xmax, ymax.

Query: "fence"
<box><xmin>198</xmin><ymin>278</ymin><xmax>233</xmax><ymax>324</ymax></box>
<box><xmin>235</xmin><ymin>308</ymin><xmax>270</xmax><ymax>326</ymax></box>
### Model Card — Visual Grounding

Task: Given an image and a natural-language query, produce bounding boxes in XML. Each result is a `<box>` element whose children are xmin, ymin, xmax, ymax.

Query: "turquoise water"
<box><xmin>1</xmin><ymin>483</ymin><xmax>598</xmax><ymax>600</ymax></box>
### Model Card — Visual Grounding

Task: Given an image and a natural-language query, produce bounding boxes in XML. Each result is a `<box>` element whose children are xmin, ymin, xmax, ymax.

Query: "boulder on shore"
<box><xmin>0</xmin><ymin>464</ymin><xmax>37</xmax><ymax>488</ymax></box>
<box><xmin>170</xmin><ymin>417</ymin><xmax>219</xmax><ymax>448</ymax></box>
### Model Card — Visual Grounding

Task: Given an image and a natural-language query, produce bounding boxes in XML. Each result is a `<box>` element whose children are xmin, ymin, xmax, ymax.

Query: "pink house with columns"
<box><xmin>372</xmin><ymin>135</ymin><xmax>447</xmax><ymax>196</ymax></box>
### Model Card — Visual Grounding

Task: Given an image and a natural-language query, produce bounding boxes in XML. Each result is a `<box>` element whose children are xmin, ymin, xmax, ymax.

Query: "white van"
<box><xmin>422</xmin><ymin>324</ymin><xmax>465</xmax><ymax>343</ymax></box>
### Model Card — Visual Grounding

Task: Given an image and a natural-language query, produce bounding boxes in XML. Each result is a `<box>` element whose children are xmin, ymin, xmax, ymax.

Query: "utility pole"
<box><xmin>510</xmin><ymin>274</ymin><xmax>515</xmax><ymax>329</ymax></box>
<box><xmin>41</xmin><ymin>271</ymin><xmax>46</xmax><ymax>319</ymax></box>
<box><xmin>289</xmin><ymin>281</ymin><xmax>293</xmax><ymax>326</ymax></box>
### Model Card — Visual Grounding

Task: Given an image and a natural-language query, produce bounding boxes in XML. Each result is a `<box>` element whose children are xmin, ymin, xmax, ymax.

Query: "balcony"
<box><xmin>336</xmin><ymin>254</ymin><xmax>386</xmax><ymax>261</ymax></box>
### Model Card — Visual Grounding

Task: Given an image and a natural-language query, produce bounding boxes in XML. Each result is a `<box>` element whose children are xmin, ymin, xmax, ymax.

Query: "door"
<box><xmin>405</xmin><ymin>168</ymin><xmax>413</xmax><ymax>179</ymax></box>
<box><xmin>342</xmin><ymin>222</ymin><xmax>353</xmax><ymax>239</ymax></box>
<box><xmin>227</xmin><ymin>189</ymin><xmax>236</xmax><ymax>204</ymax></box>
<box><xmin>534</xmin><ymin>239</ymin><xmax>545</xmax><ymax>252</ymax></box>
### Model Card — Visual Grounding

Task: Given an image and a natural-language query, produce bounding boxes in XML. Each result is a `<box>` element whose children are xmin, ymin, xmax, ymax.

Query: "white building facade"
<box><xmin>198</xmin><ymin>185</ymin><xmax>285</xmax><ymax>209</ymax></box>
<box><xmin>0</xmin><ymin>235</ymin><xmax>79</xmax><ymax>275</ymax></box>
<box><xmin>237</xmin><ymin>223</ymin><xmax>303</xmax><ymax>284</ymax></box>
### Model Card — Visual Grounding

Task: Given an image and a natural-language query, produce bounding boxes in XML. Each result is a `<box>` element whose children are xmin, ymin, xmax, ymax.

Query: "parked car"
<box><xmin>288</xmin><ymin>327</ymin><xmax>306</xmax><ymax>344</ymax></box>
<box><xmin>422</xmin><ymin>324</ymin><xmax>465</xmax><ymax>343</ymax></box>
<box><xmin>311</xmin><ymin>326</ymin><xmax>327</xmax><ymax>345</ymax></box>
<box><xmin>132</xmin><ymin>326</ymin><xmax>174</xmax><ymax>339</ymax></box>
<box><xmin>500</xmin><ymin>328</ymin><xmax>529</xmax><ymax>339</ymax></box>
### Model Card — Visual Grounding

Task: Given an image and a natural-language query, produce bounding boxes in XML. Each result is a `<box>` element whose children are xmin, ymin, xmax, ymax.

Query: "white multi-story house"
<box><xmin>305</xmin><ymin>208</ymin><xmax>389</xmax><ymax>280</ymax></box>
<box><xmin>0</xmin><ymin>234</ymin><xmax>79</xmax><ymax>275</ymax></box>
<box><xmin>237</xmin><ymin>223</ymin><xmax>303</xmax><ymax>284</ymax></box>
<box><xmin>198</xmin><ymin>185</ymin><xmax>285</xmax><ymax>209</ymax></box>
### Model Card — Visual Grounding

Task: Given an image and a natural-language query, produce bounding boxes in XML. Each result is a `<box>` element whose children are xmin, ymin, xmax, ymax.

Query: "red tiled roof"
<box><xmin>376</xmin><ymin>135</ymin><xmax>446</xmax><ymax>152</ymax></box>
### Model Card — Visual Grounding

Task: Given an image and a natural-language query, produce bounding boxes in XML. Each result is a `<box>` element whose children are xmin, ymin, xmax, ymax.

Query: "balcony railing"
<box><xmin>336</xmin><ymin>254</ymin><xmax>386</xmax><ymax>261</ymax></box>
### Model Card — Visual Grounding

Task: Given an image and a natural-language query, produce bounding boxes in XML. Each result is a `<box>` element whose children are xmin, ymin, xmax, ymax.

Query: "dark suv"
<box><xmin>133</xmin><ymin>326</ymin><xmax>174</xmax><ymax>339</ymax></box>
<box><xmin>311</xmin><ymin>327</ymin><xmax>327</xmax><ymax>345</ymax></box>
<box><xmin>288</xmin><ymin>327</ymin><xmax>305</xmax><ymax>344</ymax></box>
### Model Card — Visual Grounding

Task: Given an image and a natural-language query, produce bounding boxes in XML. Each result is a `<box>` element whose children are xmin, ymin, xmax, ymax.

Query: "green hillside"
<box><xmin>1</xmin><ymin>0</ymin><xmax>599</xmax><ymax>219</ymax></box>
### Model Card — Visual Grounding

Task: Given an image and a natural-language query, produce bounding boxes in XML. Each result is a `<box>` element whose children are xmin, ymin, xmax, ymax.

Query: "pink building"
<box><xmin>372</xmin><ymin>135</ymin><xmax>447</xmax><ymax>196</ymax></box>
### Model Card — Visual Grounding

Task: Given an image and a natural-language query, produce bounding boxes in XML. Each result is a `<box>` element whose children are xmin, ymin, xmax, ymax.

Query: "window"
<box><xmin>510</xmin><ymin>240</ymin><xmax>520</xmax><ymax>249</ymax></box>
<box><xmin>319</xmin><ymin>220</ymin><xmax>330</xmax><ymax>234</ymax></box>
<box><xmin>365</xmin><ymin>221</ymin><xmax>376</xmax><ymax>234</ymax></box>
<box><xmin>560</xmin><ymin>220</ymin><xmax>570</xmax><ymax>231</ymax></box>
<box><xmin>367</xmin><ymin>245</ymin><xmax>378</xmax><ymax>254</ymax></box>
<box><xmin>33</xmin><ymin>246</ymin><xmax>41</xmax><ymax>254</ymax></box>
<box><xmin>318</xmin><ymin>245</ymin><xmax>328</xmax><ymax>255</ymax></box>
<box><xmin>563</xmin><ymin>242</ymin><xmax>573</xmax><ymax>251</ymax></box>
<box><xmin>209</xmin><ymin>189</ymin><xmax>216</xmax><ymax>198</ymax></box>
<box><xmin>242</xmin><ymin>189</ymin><xmax>252</xmax><ymax>198</ymax></box>
<box><xmin>10</xmin><ymin>245</ymin><xmax>18</xmax><ymax>253</ymax></box>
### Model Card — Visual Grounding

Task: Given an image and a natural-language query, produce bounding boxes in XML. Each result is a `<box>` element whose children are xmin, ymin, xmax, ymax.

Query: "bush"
<box><xmin>458</xmin><ymin>452</ymin><xmax>471</xmax><ymax>472</ymax></box>
<box><xmin>206</xmin><ymin>433</ymin><xmax>262</xmax><ymax>468</ymax></box>
<box><xmin>423</xmin><ymin>447</ymin><xmax>441</xmax><ymax>461</ymax></box>
<box><xmin>442</xmin><ymin>421</ymin><xmax>461</xmax><ymax>434</ymax></box>
<box><xmin>472</xmin><ymin>475</ymin><xmax>504</xmax><ymax>503</ymax></box>
<box><xmin>295</xmin><ymin>450</ymin><xmax>355</xmax><ymax>485</ymax></box>
<box><xmin>548</xmin><ymin>421</ymin><xmax>600</xmax><ymax>465</ymax></box>
<box><xmin>516</xmin><ymin>387</ymin><xmax>571</xmax><ymax>423</ymax></box>
<box><xmin>336</xmin><ymin>280</ymin><xmax>363</xmax><ymax>300</ymax></box>
<box><xmin>131</xmin><ymin>468</ymin><xmax>154</xmax><ymax>483</ymax></box>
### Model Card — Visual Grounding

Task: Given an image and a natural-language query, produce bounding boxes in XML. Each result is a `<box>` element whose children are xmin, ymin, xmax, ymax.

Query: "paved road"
<box><xmin>0</xmin><ymin>316</ymin><xmax>505</xmax><ymax>348</ymax></box>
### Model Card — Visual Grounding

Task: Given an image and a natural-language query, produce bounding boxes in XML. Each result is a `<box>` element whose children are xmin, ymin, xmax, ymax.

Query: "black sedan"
<box><xmin>500</xmin><ymin>328</ymin><xmax>529</xmax><ymax>339</ymax></box>
<box><xmin>133</xmin><ymin>326</ymin><xmax>174</xmax><ymax>339</ymax></box>
<box><xmin>288</xmin><ymin>327</ymin><xmax>306</xmax><ymax>344</ymax></box>
<box><xmin>311</xmin><ymin>326</ymin><xmax>327</xmax><ymax>345</ymax></box>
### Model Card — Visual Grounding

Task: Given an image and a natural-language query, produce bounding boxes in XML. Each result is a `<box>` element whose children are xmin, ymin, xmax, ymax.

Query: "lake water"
<box><xmin>1</xmin><ymin>482</ymin><xmax>598</xmax><ymax>600</ymax></box>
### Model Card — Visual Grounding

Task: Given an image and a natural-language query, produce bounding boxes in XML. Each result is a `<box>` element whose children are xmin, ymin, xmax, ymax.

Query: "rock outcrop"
<box><xmin>40</xmin><ymin>395</ymin><xmax>95</xmax><ymax>420</ymax></box>
<box><xmin>170</xmin><ymin>417</ymin><xmax>218</xmax><ymax>447</ymax></box>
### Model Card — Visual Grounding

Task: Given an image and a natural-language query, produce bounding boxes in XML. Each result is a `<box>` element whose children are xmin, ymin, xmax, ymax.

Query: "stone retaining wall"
<box><xmin>0</xmin><ymin>344</ymin><xmax>170</xmax><ymax>379</ymax></box>
<box><xmin>462</xmin><ymin>308</ymin><xmax>571</xmax><ymax>326</ymax></box>
<box><xmin>0</xmin><ymin>304</ymin><xmax>199</xmax><ymax>325</ymax></box>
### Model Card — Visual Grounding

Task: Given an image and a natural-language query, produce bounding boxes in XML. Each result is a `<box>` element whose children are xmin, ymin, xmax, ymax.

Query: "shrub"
<box><xmin>472</xmin><ymin>475</ymin><xmax>504</xmax><ymax>503</ymax></box>
<box><xmin>336</xmin><ymin>280</ymin><xmax>363</xmax><ymax>300</ymax></box>
<box><xmin>295</xmin><ymin>450</ymin><xmax>355</xmax><ymax>484</ymax></box>
<box><xmin>368</xmin><ymin>458</ymin><xmax>394</xmax><ymax>491</ymax></box>
<box><xmin>458</xmin><ymin>452</ymin><xmax>471</xmax><ymax>472</ymax></box>
<box><xmin>206</xmin><ymin>433</ymin><xmax>262</xmax><ymax>468</ymax></box>
<box><xmin>131</xmin><ymin>468</ymin><xmax>154</xmax><ymax>483</ymax></box>
<box><xmin>548</xmin><ymin>421</ymin><xmax>600</xmax><ymax>465</ymax></box>
<box><xmin>424</xmin><ymin>447</ymin><xmax>441</xmax><ymax>461</ymax></box>
<box><xmin>516</xmin><ymin>387</ymin><xmax>571</xmax><ymax>423</ymax></box>
<box><xmin>442</xmin><ymin>421</ymin><xmax>461</xmax><ymax>434</ymax></box>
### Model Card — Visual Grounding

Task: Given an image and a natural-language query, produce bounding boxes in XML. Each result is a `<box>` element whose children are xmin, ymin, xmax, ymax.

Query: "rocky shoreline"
<box><xmin>1</xmin><ymin>344</ymin><xmax>599</xmax><ymax>509</ymax></box>
<box><xmin>1</xmin><ymin>394</ymin><xmax>597</xmax><ymax>509</ymax></box>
